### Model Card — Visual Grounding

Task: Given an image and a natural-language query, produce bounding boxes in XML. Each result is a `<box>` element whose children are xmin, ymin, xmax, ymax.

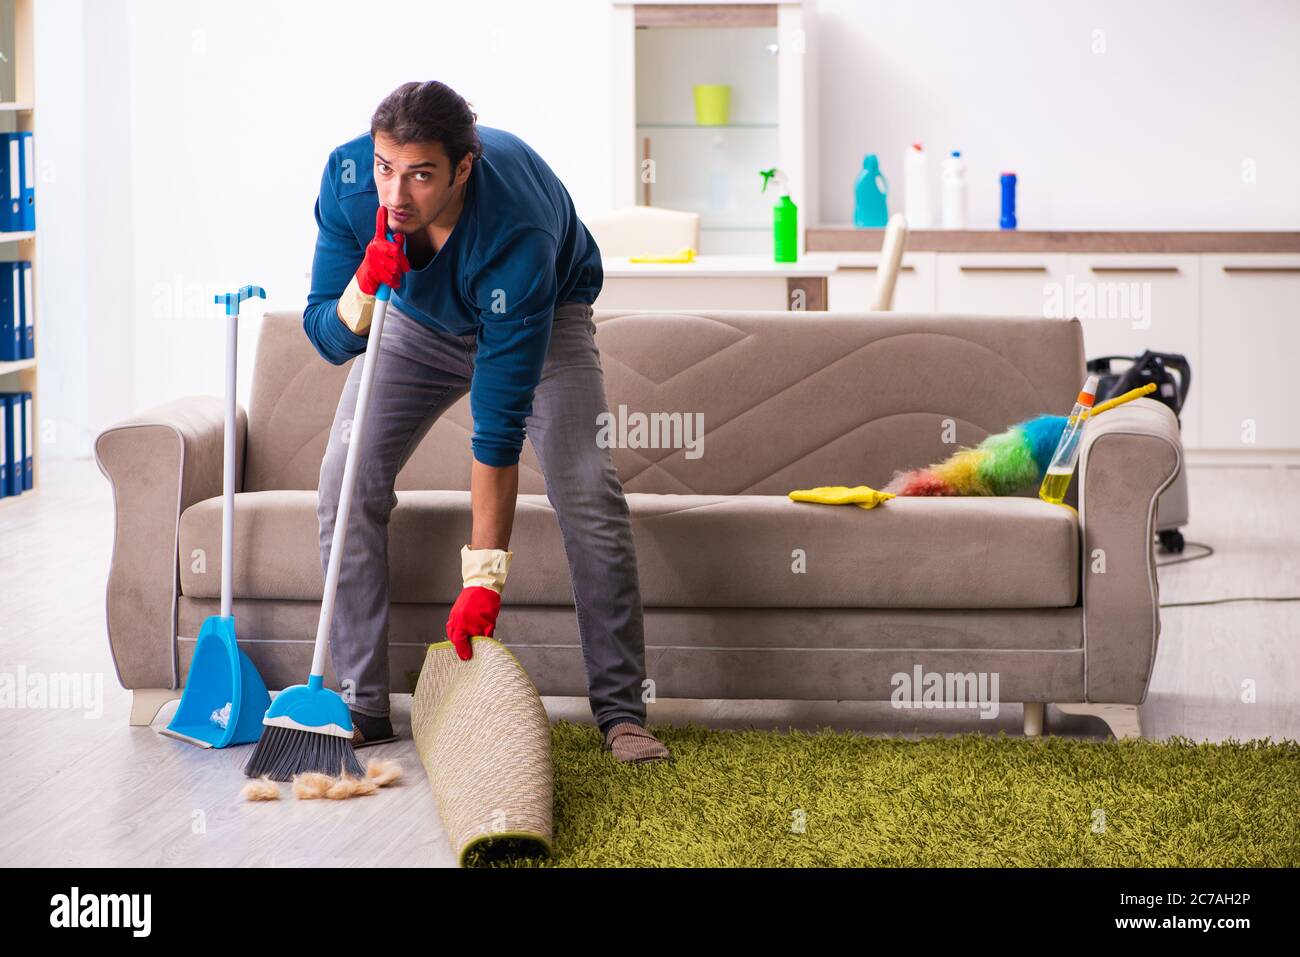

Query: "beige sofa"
<box><xmin>95</xmin><ymin>309</ymin><xmax>1184</xmax><ymax>739</ymax></box>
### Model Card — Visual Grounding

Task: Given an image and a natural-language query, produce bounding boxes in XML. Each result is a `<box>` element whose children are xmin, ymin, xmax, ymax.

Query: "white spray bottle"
<box><xmin>903</xmin><ymin>142</ymin><xmax>932</xmax><ymax>228</ymax></box>
<box><xmin>942</xmin><ymin>150</ymin><xmax>968</xmax><ymax>229</ymax></box>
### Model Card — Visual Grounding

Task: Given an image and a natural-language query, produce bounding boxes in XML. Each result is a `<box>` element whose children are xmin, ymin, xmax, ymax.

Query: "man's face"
<box><xmin>373</xmin><ymin>131</ymin><xmax>471</xmax><ymax>234</ymax></box>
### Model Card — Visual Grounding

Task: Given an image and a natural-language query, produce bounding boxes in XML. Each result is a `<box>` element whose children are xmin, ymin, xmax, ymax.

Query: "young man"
<box><xmin>303</xmin><ymin>81</ymin><xmax>669</xmax><ymax>763</ymax></box>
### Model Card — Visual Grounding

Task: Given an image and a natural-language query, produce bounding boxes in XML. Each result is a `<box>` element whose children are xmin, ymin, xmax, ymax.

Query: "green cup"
<box><xmin>693</xmin><ymin>84</ymin><xmax>731</xmax><ymax>126</ymax></box>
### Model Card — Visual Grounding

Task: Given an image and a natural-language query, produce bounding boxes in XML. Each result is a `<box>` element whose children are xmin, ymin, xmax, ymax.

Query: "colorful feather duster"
<box><xmin>883</xmin><ymin>384</ymin><xmax>1159</xmax><ymax>496</ymax></box>
<box><xmin>884</xmin><ymin>414</ymin><xmax>1068</xmax><ymax>496</ymax></box>
<box><xmin>788</xmin><ymin>385</ymin><xmax>1157</xmax><ymax>506</ymax></box>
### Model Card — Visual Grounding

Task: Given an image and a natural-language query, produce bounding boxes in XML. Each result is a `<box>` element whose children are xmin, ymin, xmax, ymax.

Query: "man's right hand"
<box><xmin>336</xmin><ymin>206</ymin><xmax>410</xmax><ymax>335</ymax></box>
<box><xmin>356</xmin><ymin>206</ymin><xmax>410</xmax><ymax>295</ymax></box>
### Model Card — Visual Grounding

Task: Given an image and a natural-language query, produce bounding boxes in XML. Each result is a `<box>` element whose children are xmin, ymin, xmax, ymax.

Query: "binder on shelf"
<box><xmin>22</xmin><ymin>392</ymin><xmax>32</xmax><ymax>490</ymax></box>
<box><xmin>0</xmin><ymin>394</ymin><xmax>7</xmax><ymax>500</ymax></box>
<box><xmin>0</xmin><ymin>261</ymin><xmax>18</xmax><ymax>360</ymax></box>
<box><xmin>0</xmin><ymin>393</ymin><xmax>17</xmax><ymax>497</ymax></box>
<box><xmin>20</xmin><ymin>261</ymin><xmax>33</xmax><ymax>359</ymax></box>
<box><xmin>19</xmin><ymin>132</ymin><xmax>34</xmax><ymax>232</ymax></box>
<box><xmin>0</xmin><ymin>134</ymin><xmax>24</xmax><ymax>233</ymax></box>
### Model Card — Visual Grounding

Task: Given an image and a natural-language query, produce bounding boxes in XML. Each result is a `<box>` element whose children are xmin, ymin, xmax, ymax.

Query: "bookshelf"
<box><xmin>0</xmin><ymin>0</ymin><xmax>34</xmax><ymax>509</ymax></box>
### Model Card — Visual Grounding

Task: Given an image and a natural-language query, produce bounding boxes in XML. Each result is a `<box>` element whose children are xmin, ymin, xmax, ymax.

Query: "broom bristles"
<box><xmin>243</xmin><ymin>724</ymin><xmax>364</xmax><ymax>782</ymax></box>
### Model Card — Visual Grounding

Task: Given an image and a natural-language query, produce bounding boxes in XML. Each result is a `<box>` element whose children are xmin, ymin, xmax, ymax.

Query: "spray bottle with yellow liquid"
<box><xmin>1039</xmin><ymin>374</ymin><xmax>1099</xmax><ymax>505</ymax></box>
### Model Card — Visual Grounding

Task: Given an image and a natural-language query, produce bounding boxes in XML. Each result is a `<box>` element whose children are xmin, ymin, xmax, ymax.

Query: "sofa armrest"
<box><xmin>1077</xmin><ymin>397</ymin><xmax>1183</xmax><ymax>704</ymax></box>
<box><xmin>93</xmin><ymin>397</ymin><xmax>246</xmax><ymax>691</ymax></box>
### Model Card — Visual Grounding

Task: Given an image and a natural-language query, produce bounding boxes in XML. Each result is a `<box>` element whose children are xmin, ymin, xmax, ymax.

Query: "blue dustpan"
<box><xmin>164</xmin><ymin>615</ymin><xmax>270</xmax><ymax>747</ymax></box>
<box><xmin>160</xmin><ymin>286</ymin><xmax>273</xmax><ymax>749</ymax></box>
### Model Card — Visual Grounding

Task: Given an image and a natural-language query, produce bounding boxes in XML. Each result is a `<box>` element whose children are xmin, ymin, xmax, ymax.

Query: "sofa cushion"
<box><xmin>179</xmin><ymin>490</ymin><xmax>1078</xmax><ymax>609</ymax></box>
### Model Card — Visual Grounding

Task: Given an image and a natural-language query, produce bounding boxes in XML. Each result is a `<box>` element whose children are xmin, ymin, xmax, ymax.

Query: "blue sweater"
<box><xmin>303</xmin><ymin>126</ymin><xmax>603</xmax><ymax>467</ymax></box>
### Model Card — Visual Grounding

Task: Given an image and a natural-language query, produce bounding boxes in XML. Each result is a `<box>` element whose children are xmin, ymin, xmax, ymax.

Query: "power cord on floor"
<box><xmin>1155</xmin><ymin>539</ymin><xmax>1300</xmax><ymax>608</ymax></box>
<box><xmin>1161</xmin><ymin>595</ymin><xmax>1300</xmax><ymax>608</ymax></box>
<box><xmin>1156</xmin><ymin>541</ymin><xmax>1214</xmax><ymax>567</ymax></box>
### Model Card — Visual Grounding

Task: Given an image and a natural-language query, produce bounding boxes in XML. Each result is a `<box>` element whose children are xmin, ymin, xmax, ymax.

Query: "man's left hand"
<box><xmin>445</xmin><ymin>544</ymin><xmax>514</xmax><ymax>661</ymax></box>
<box><xmin>446</xmin><ymin>585</ymin><xmax>501</xmax><ymax>661</ymax></box>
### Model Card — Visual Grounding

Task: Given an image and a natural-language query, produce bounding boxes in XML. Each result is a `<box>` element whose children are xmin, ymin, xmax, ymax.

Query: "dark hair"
<box><xmin>370</xmin><ymin>81</ymin><xmax>482</xmax><ymax>181</ymax></box>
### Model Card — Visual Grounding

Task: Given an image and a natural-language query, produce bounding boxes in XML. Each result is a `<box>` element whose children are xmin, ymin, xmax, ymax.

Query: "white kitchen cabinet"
<box><xmin>935</xmin><ymin>253</ymin><xmax>1070</xmax><ymax>317</ymax></box>
<box><xmin>1199</xmin><ymin>255</ymin><xmax>1300</xmax><ymax>450</ymax></box>
<box><xmin>824</xmin><ymin>252</ymin><xmax>937</xmax><ymax>312</ymax></box>
<box><xmin>610</xmin><ymin>1</ymin><xmax>817</xmax><ymax>256</ymax></box>
<box><xmin>599</xmin><ymin>275</ymin><xmax>789</xmax><ymax>310</ymax></box>
<box><xmin>1065</xmin><ymin>254</ymin><xmax>1201</xmax><ymax>448</ymax></box>
<box><xmin>600</xmin><ymin>255</ymin><xmax>834</xmax><ymax>311</ymax></box>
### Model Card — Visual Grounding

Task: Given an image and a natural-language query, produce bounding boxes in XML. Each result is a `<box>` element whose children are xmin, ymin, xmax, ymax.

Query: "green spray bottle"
<box><xmin>759</xmin><ymin>168</ymin><xmax>798</xmax><ymax>263</ymax></box>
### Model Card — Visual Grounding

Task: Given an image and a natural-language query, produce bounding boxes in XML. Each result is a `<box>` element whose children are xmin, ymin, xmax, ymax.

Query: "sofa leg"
<box><xmin>1023</xmin><ymin>702</ymin><xmax>1045</xmax><ymax>737</ymax></box>
<box><xmin>1054</xmin><ymin>703</ymin><xmax>1142</xmax><ymax>739</ymax></box>
<box><xmin>130</xmin><ymin>688</ymin><xmax>181</xmax><ymax>727</ymax></box>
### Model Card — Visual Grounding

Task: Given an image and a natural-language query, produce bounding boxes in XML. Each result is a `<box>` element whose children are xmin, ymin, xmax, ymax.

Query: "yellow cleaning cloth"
<box><xmin>628</xmin><ymin>247</ymin><xmax>697</xmax><ymax>264</ymax></box>
<box><xmin>788</xmin><ymin>485</ymin><xmax>896</xmax><ymax>510</ymax></box>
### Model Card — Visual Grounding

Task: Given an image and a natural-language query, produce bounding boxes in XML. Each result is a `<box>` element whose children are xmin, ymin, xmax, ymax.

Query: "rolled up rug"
<box><xmin>411</xmin><ymin>637</ymin><xmax>553</xmax><ymax>866</ymax></box>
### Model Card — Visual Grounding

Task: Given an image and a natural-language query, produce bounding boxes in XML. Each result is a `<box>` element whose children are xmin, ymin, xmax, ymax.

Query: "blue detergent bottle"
<box><xmin>1000</xmin><ymin>172</ymin><xmax>1018</xmax><ymax>230</ymax></box>
<box><xmin>854</xmin><ymin>154</ymin><xmax>889</xmax><ymax>227</ymax></box>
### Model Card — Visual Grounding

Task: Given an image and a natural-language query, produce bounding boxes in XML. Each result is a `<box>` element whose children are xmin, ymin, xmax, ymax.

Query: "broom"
<box><xmin>243</xmin><ymin>276</ymin><xmax>397</xmax><ymax>782</ymax></box>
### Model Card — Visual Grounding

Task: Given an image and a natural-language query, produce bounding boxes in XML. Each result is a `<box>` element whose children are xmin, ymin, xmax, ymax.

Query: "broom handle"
<box><xmin>221</xmin><ymin>311</ymin><xmax>238</xmax><ymax>618</ymax></box>
<box><xmin>213</xmin><ymin>284</ymin><xmax>265</xmax><ymax>620</ymax></box>
<box><xmin>310</xmin><ymin>282</ymin><xmax>392</xmax><ymax>679</ymax></box>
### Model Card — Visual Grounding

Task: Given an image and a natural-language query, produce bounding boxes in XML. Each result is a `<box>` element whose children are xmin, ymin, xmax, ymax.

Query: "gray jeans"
<box><xmin>316</xmin><ymin>299</ymin><xmax>647</xmax><ymax>733</ymax></box>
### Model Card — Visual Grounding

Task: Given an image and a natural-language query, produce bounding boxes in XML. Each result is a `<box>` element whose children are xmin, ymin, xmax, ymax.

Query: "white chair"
<box><xmin>585</xmin><ymin>205</ymin><xmax>701</xmax><ymax>258</ymax></box>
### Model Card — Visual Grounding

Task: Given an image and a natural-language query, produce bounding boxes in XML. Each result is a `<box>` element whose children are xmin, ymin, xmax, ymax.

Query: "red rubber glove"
<box><xmin>446</xmin><ymin>585</ymin><xmax>501</xmax><ymax>661</ymax></box>
<box><xmin>356</xmin><ymin>206</ymin><xmax>410</xmax><ymax>295</ymax></box>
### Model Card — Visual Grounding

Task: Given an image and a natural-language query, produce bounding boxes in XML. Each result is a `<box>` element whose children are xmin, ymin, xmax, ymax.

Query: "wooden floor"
<box><xmin>1</xmin><ymin>458</ymin><xmax>1296</xmax><ymax>867</ymax></box>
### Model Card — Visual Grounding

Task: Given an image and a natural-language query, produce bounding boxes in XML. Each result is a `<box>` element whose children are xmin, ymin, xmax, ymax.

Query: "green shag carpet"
<box><xmin>469</xmin><ymin>721</ymin><xmax>1300</xmax><ymax>868</ymax></box>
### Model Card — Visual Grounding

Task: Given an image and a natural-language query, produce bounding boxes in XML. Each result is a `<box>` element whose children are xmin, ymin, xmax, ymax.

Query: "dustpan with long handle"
<box><xmin>162</xmin><ymin>285</ymin><xmax>273</xmax><ymax>748</ymax></box>
<box><xmin>243</xmin><ymin>271</ymin><xmax>396</xmax><ymax>778</ymax></box>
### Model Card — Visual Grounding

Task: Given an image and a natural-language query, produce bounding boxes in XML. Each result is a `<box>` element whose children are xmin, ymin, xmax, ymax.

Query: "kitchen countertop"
<box><xmin>601</xmin><ymin>234</ymin><xmax>1300</xmax><ymax>279</ymax></box>
<box><xmin>805</xmin><ymin>228</ymin><xmax>1300</xmax><ymax>254</ymax></box>
<box><xmin>602</xmin><ymin>255</ymin><xmax>835</xmax><ymax>277</ymax></box>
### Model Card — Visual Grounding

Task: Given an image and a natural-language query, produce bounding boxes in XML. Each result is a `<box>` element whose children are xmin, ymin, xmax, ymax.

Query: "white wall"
<box><xmin>815</xmin><ymin>0</ymin><xmax>1300</xmax><ymax>229</ymax></box>
<box><xmin>32</xmin><ymin>0</ymin><xmax>92</xmax><ymax>461</ymax></box>
<box><xmin>41</xmin><ymin>0</ymin><xmax>618</xmax><ymax>458</ymax></box>
<box><xmin>37</xmin><ymin>0</ymin><xmax>1300</xmax><ymax>459</ymax></box>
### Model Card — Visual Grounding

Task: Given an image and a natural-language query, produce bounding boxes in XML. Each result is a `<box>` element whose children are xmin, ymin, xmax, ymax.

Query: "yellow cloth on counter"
<box><xmin>787</xmin><ymin>485</ymin><xmax>896</xmax><ymax>510</ymax></box>
<box><xmin>628</xmin><ymin>247</ymin><xmax>697</xmax><ymax>264</ymax></box>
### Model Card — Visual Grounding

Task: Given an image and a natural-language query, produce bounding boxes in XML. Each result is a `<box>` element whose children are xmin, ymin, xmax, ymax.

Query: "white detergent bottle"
<box><xmin>903</xmin><ymin>142</ymin><xmax>932</xmax><ymax>228</ymax></box>
<box><xmin>942</xmin><ymin>150</ymin><xmax>967</xmax><ymax>229</ymax></box>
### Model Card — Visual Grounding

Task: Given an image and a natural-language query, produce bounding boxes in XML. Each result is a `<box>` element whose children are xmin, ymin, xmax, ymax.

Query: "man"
<box><xmin>303</xmin><ymin>81</ymin><xmax>669</xmax><ymax>763</ymax></box>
